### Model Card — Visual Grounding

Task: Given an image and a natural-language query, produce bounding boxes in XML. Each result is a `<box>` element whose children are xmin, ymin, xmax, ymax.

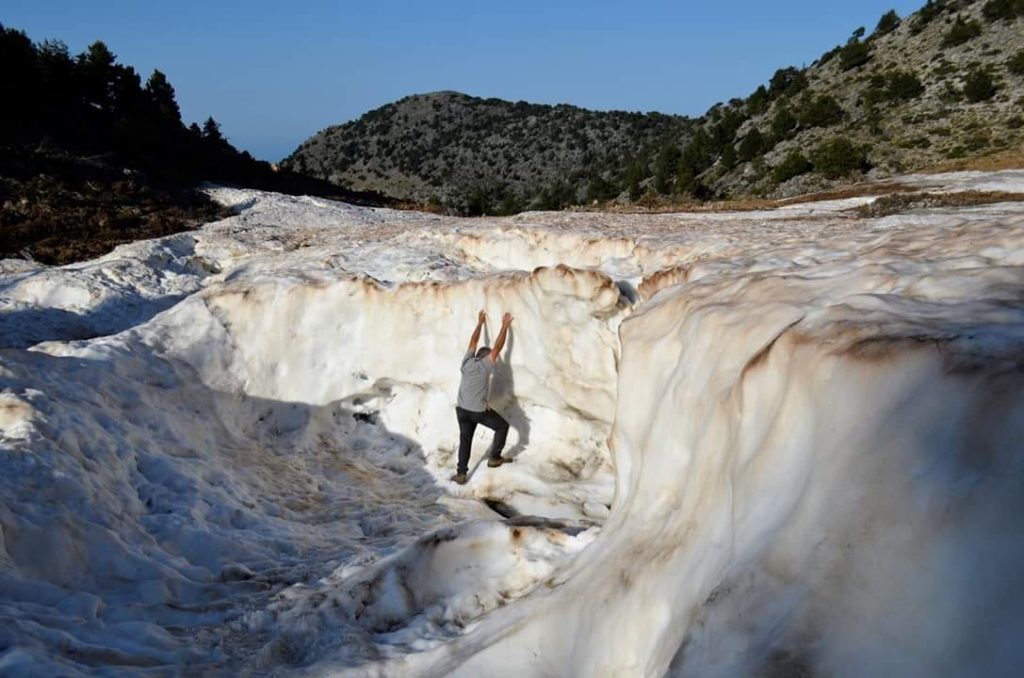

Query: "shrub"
<box><xmin>810</xmin><ymin>138</ymin><xmax>870</xmax><ymax>178</ymax></box>
<box><xmin>798</xmin><ymin>94</ymin><xmax>844</xmax><ymax>127</ymax></box>
<box><xmin>586</xmin><ymin>176</ymin><xmax>618</xmax><ymax>203</ymax></box>
<box><xmin>839</xmin><ymin>40</ymin><xmax>872</xmax><ymax>71</ymax></box>
<box><xmin>1008</xmin><ymin>50</ymin><xmax>1024</xmax><ymax>76</ymax></box>
<box><xmin>674</xmin><ymin>168</ymin><xmax>695</xmax><ymax>195</ymax></box>
<box><xmin>942</xmin><ymin>16</ymin><xmax>982</xmax><ymax>47</ymax></box>
<box><xmin>711</xmin><ymin>108</ymin><xmax>746</xmax><ymax>145</ymax></box>
<box><xmin>624</xmin><ymin>161</ymin><xmax>646</xmax><ymax>201</ymax></box>
<box><xmin>770</xmin><ymin>107</ymin><xmax>798</xmax><ymax>139</ymax></box>
<box><xmin>916</xmin><ymin>0</ymin><xmax>950</xmax><ymax>27</ymax></box>
<box><xmin>719</xmin><ymin>143</ymin><xmax>738</xmax><ymax>170</ymax></box>
<box><xmin>768</xmin><ymin>67</ymin><xmax>809</xmax><ymax>98</ymax></box>
<box><xmin>964</xmin><ymin>68</ymin><xmax>998</xmax><ymax>102</ymax></box>
<box><xmin>738</xmin><ymin>128</ymin><xmax>768</xmax><ymax>161</ymax></box>
<box><xmin>747</xmin><ymin>85</ymin><xmax>770</xmax><ymax>114</ymax></box>
<box><xmin>982</xmin><ymin>0</ymin><xmax>1024</xmax><ymax>21</ymax></box>
<box><xmin>674</xmin><ymin>169</ymin><xmax>712</xmax><ymax>199</ymax></box>
<box><xmin>886</xmin><ymin>71</ymin><xmax>926</xmax><ymax>100</ymax></box>
<box><xmin>680</xmin><ymin>128</ymin><xmax>716</xmax><ymax>176</ymax></box>
<box><xmin>818</xmin><ymin>45</ymin><xmax>842</xmax><ymax>66</ymax></box>
<box><xmin>875</xmin><ymin>9</ymin><xmax>901</xmax><ymax>35</ymax></box>
<box><xmin>773</xmin><ymin>151</ymin><xmax>812</xmax><ymax>183</ymax></box>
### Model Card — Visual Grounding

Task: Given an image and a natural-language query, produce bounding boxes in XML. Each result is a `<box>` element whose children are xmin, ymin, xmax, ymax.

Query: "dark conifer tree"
<box><xmin>202</xmin><ymin>116</ymin><xmax>224</xmax><ymax>142</ymax></box>
<box><xmin>79</xmin><ymin>41</ymin><xmax>117</xmax><ymax>110</ymax></box>
<box><xmin>145</xmin><ymin>70</ymin><xmax>181</xmax><ymax>123</ymax></box>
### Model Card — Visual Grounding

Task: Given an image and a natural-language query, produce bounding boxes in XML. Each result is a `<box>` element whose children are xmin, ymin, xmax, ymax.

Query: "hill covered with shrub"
<box><xmin>285</xmin><ymin>0</ymin><xmax>1024</xmax><ymax>211</ymax></box>
<box><xmin>284</xmin><ymin>92</ymin><xmax>692</xmax><ymax>214</ymax></box>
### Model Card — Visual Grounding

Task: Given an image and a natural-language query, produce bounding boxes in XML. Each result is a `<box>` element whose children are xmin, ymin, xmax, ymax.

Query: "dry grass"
<box><xmin>394</xmin><ymin>179</ymin><xmax>1024</xmax><ymax>219</ymax></box>
<box><xmin>375</xmin><ymin>149</ymin><xmax>1024</xmax><ymax>219</ymax></box>
<box><xmin>775</xmin><ymin>182</ymin><xmax>917</xmax><ymax>205</ymax></box>
<box><xmin>856</xmin><ymin>190</ymin><xmax>1024</xmax><ymax>217</ymax></box>
<box><xmin>1</xmin><ymin>174</ymin><xmax>229</xmax><ymax>265</ymax></box>
<box><xmin>923</xmin><ymin>143</ymin><xmax>1024</xmax><ymax>173</ymax></box>
<box><xmin>571</xmin><ymin>181</ymin><xmax>918</xmax><ymax>215</ymax></box>
<box><xmin>393</xmin><ymin>200</ymin><xmax>447</xmax><ymax>215</ymax></box>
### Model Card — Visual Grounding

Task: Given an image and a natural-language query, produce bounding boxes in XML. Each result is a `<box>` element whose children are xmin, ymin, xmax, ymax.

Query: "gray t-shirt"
<box><xmin>457</xmin><ymin>351</ymin><xmax>493</xmax><ymax>412</ymax></box>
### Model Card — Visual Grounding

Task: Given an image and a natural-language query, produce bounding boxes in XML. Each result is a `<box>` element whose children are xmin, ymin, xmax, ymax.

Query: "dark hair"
<box><xmin>476</xmin><ymin>346</ymin><xmax>491</xmax><ymax>358</ymax></box>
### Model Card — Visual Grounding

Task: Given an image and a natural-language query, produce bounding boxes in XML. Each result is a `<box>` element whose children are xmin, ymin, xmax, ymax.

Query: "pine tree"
<box><xmin>145</xmin><ymin>69</ymin><xmax>181</xmax><ymax>122</ymax></box>
<box><xmin>202</xmin><ymin>116</ymin><xmax>224</xmax><ymax>142</ymax></box>
<box><xmin>80</xmin><ymin>41</ymin><xmax>117</xmax><ymax>109</ymax></box>
<box><xmin>625</xmin><ymin>161</ymin><xmax>646</xmax><ymax>202</ymax></box>
<box><xmin>653</xmin><ymin>144</ymin><xmax>682</xmax><ymax>194</ymax></box>
<box><xmin>0</xmin><ymin>25</ymin><xmax>39</xmax><ymax>135</ymax></box>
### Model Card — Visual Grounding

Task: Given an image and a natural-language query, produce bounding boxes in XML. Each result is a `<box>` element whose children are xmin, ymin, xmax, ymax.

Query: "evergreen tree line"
<box><xmin>0</xmin><ymin>23</ymin><xmax>390</xmax><ymax>198</ymax></box>
<box><xmin>1</xmin><ymin>25</ymin><xmax>255</xmax><ymax>184</ymax></box>
<box><xmin>0</xmin><ymin>24</ymin><xmax>389</xmax><ymax>263</ymax></box>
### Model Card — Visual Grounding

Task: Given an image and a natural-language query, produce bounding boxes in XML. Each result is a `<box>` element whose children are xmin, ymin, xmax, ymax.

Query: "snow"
<box><xmin>1</xmin><ymin>170</ymin><xmax>1024</xmax><ymax>675</ymax></box>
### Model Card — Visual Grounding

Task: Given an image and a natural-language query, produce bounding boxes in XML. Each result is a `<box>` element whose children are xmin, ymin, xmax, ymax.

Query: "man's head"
<box><xmin>476</xmin><ymin>346</ymin><xmax>491</xmax><ymax>359</ymax></box>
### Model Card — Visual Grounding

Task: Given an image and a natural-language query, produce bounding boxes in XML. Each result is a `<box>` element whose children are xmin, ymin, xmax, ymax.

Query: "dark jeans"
<box><xmin>455</xmin><ymin>406</ymin><xmax>509</xmax><ymax>474</ymax></box>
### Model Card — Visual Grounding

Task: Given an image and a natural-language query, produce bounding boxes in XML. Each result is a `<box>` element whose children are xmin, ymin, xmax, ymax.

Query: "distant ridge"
<box><xmin>284</xmin><ymin>91</ymin><xmax>691</xmax><ymax>214</ymax></box>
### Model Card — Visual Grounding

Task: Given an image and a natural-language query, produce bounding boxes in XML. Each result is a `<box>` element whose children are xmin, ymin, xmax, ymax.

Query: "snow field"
<box><xmin>1</xmin><ymin>171</ymin><xmax>1023</xmax><ymax>675</ymax></box>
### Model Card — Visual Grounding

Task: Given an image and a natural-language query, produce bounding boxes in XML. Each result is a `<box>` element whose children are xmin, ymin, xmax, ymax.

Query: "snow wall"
<box><xmin>158</xmin><ymin>263</ymin><xmax>623</xmax><ymax>517</ymax></box>
<box><xmin>0</xmin><ymin>246</ymin><xmax>627</xmax><ymax>673</ymax></box>
<box><xmin>323</xmin><ymin>211</ymin><xmax>1024</xmax><ymax>676</ymax></box>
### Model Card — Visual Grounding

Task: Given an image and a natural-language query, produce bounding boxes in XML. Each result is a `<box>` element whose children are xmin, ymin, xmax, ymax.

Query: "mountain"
<box><xmin>283</xmin><ymin>92</ymin><xmax>692</xmax><ymax>214</ymax></box>
<box><xmin>284</xmin><ymin>0</ymin><xmax>1024</xmax><ymax>211</ymax></box>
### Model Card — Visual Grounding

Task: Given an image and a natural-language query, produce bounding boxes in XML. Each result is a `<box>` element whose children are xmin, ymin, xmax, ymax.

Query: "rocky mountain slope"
<box><xmin>284</xmin><ymin>92</ymin><xmax>690</xmax><ymax>213</ymax></box>
<box><xmin>712</xmin><ymin>0</ymin><xmax>1024</xmax><ymax>198</ymax></box>
<box><xmin>284</xmin><ymin>0</ymin><xmax>1024</xmax><ymax>211</ymax></box>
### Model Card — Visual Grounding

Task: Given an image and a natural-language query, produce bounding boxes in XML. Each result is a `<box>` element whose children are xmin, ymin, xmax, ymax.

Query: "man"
<box><xmin>451</xmin><ymin>310</ymin><xmax>513</xmax><ymax>484</ymax></box>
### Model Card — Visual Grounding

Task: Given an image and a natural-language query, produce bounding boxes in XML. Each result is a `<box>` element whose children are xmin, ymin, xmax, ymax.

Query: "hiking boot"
<box><xmin>487</xmin><ymin>456</ymin><xmax>512</xmax><ymax>468</ymax></box>
<box><xmin>450</xmin><ymin>472</ymin><xmax>468</xmax><ymax>485</ymax></box>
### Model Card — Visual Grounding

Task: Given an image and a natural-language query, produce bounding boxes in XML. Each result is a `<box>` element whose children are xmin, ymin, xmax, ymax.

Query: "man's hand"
<box><xmin>502</xmin><ymin>312</ymin><xmax>513</xmax><ymax>327</ymax></box>
<box><xmin>478</xmin><ymin>310</ymin><xmax>487</xmax><ymax>325</ymax></box>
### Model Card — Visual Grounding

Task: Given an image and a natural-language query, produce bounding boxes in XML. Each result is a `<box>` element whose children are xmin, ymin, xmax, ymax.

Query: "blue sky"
<box><xmin>4</xmin><ymin>1</ymin><xmax>923</xmax><ymax>161</ymax></box>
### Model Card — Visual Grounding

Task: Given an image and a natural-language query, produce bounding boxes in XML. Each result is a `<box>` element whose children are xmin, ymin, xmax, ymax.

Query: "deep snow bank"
<box><xmin>0</xmin><ymin>188</ymin><xmax>630</xmax><ymax>673</ymax></box>
<box><xmin>362</xmin><ymin>192</ymin><xmax>1024</xmax><ymax>677</ymax></box>
<box><xmin>155</xmin><ymin>262</ymin><xmax>624</xmax><ymax>518</ymax></box>
<box><xmin>2</xmin><ymin>173</ymin><xmax>1024</xmax><ymax>675</ymax></box>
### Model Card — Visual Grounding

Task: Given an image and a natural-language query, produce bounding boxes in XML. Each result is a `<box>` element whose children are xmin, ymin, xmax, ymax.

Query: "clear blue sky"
<box><xmin>4</xmin><ymin>1</ymin><xmax>924</xmax><ymax>161</ymax></box>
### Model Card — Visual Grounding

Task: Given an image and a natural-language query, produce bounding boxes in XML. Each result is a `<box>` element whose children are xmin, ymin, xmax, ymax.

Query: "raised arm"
<box><xmin>467</xmin><ymin>310</ymin><xmax>486</xmax><ymax>354</ymax></box>
<box><xmin>488</xmin><ymin>312</ymin><xmax>513</xmax><ymax>363</ymax></box>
